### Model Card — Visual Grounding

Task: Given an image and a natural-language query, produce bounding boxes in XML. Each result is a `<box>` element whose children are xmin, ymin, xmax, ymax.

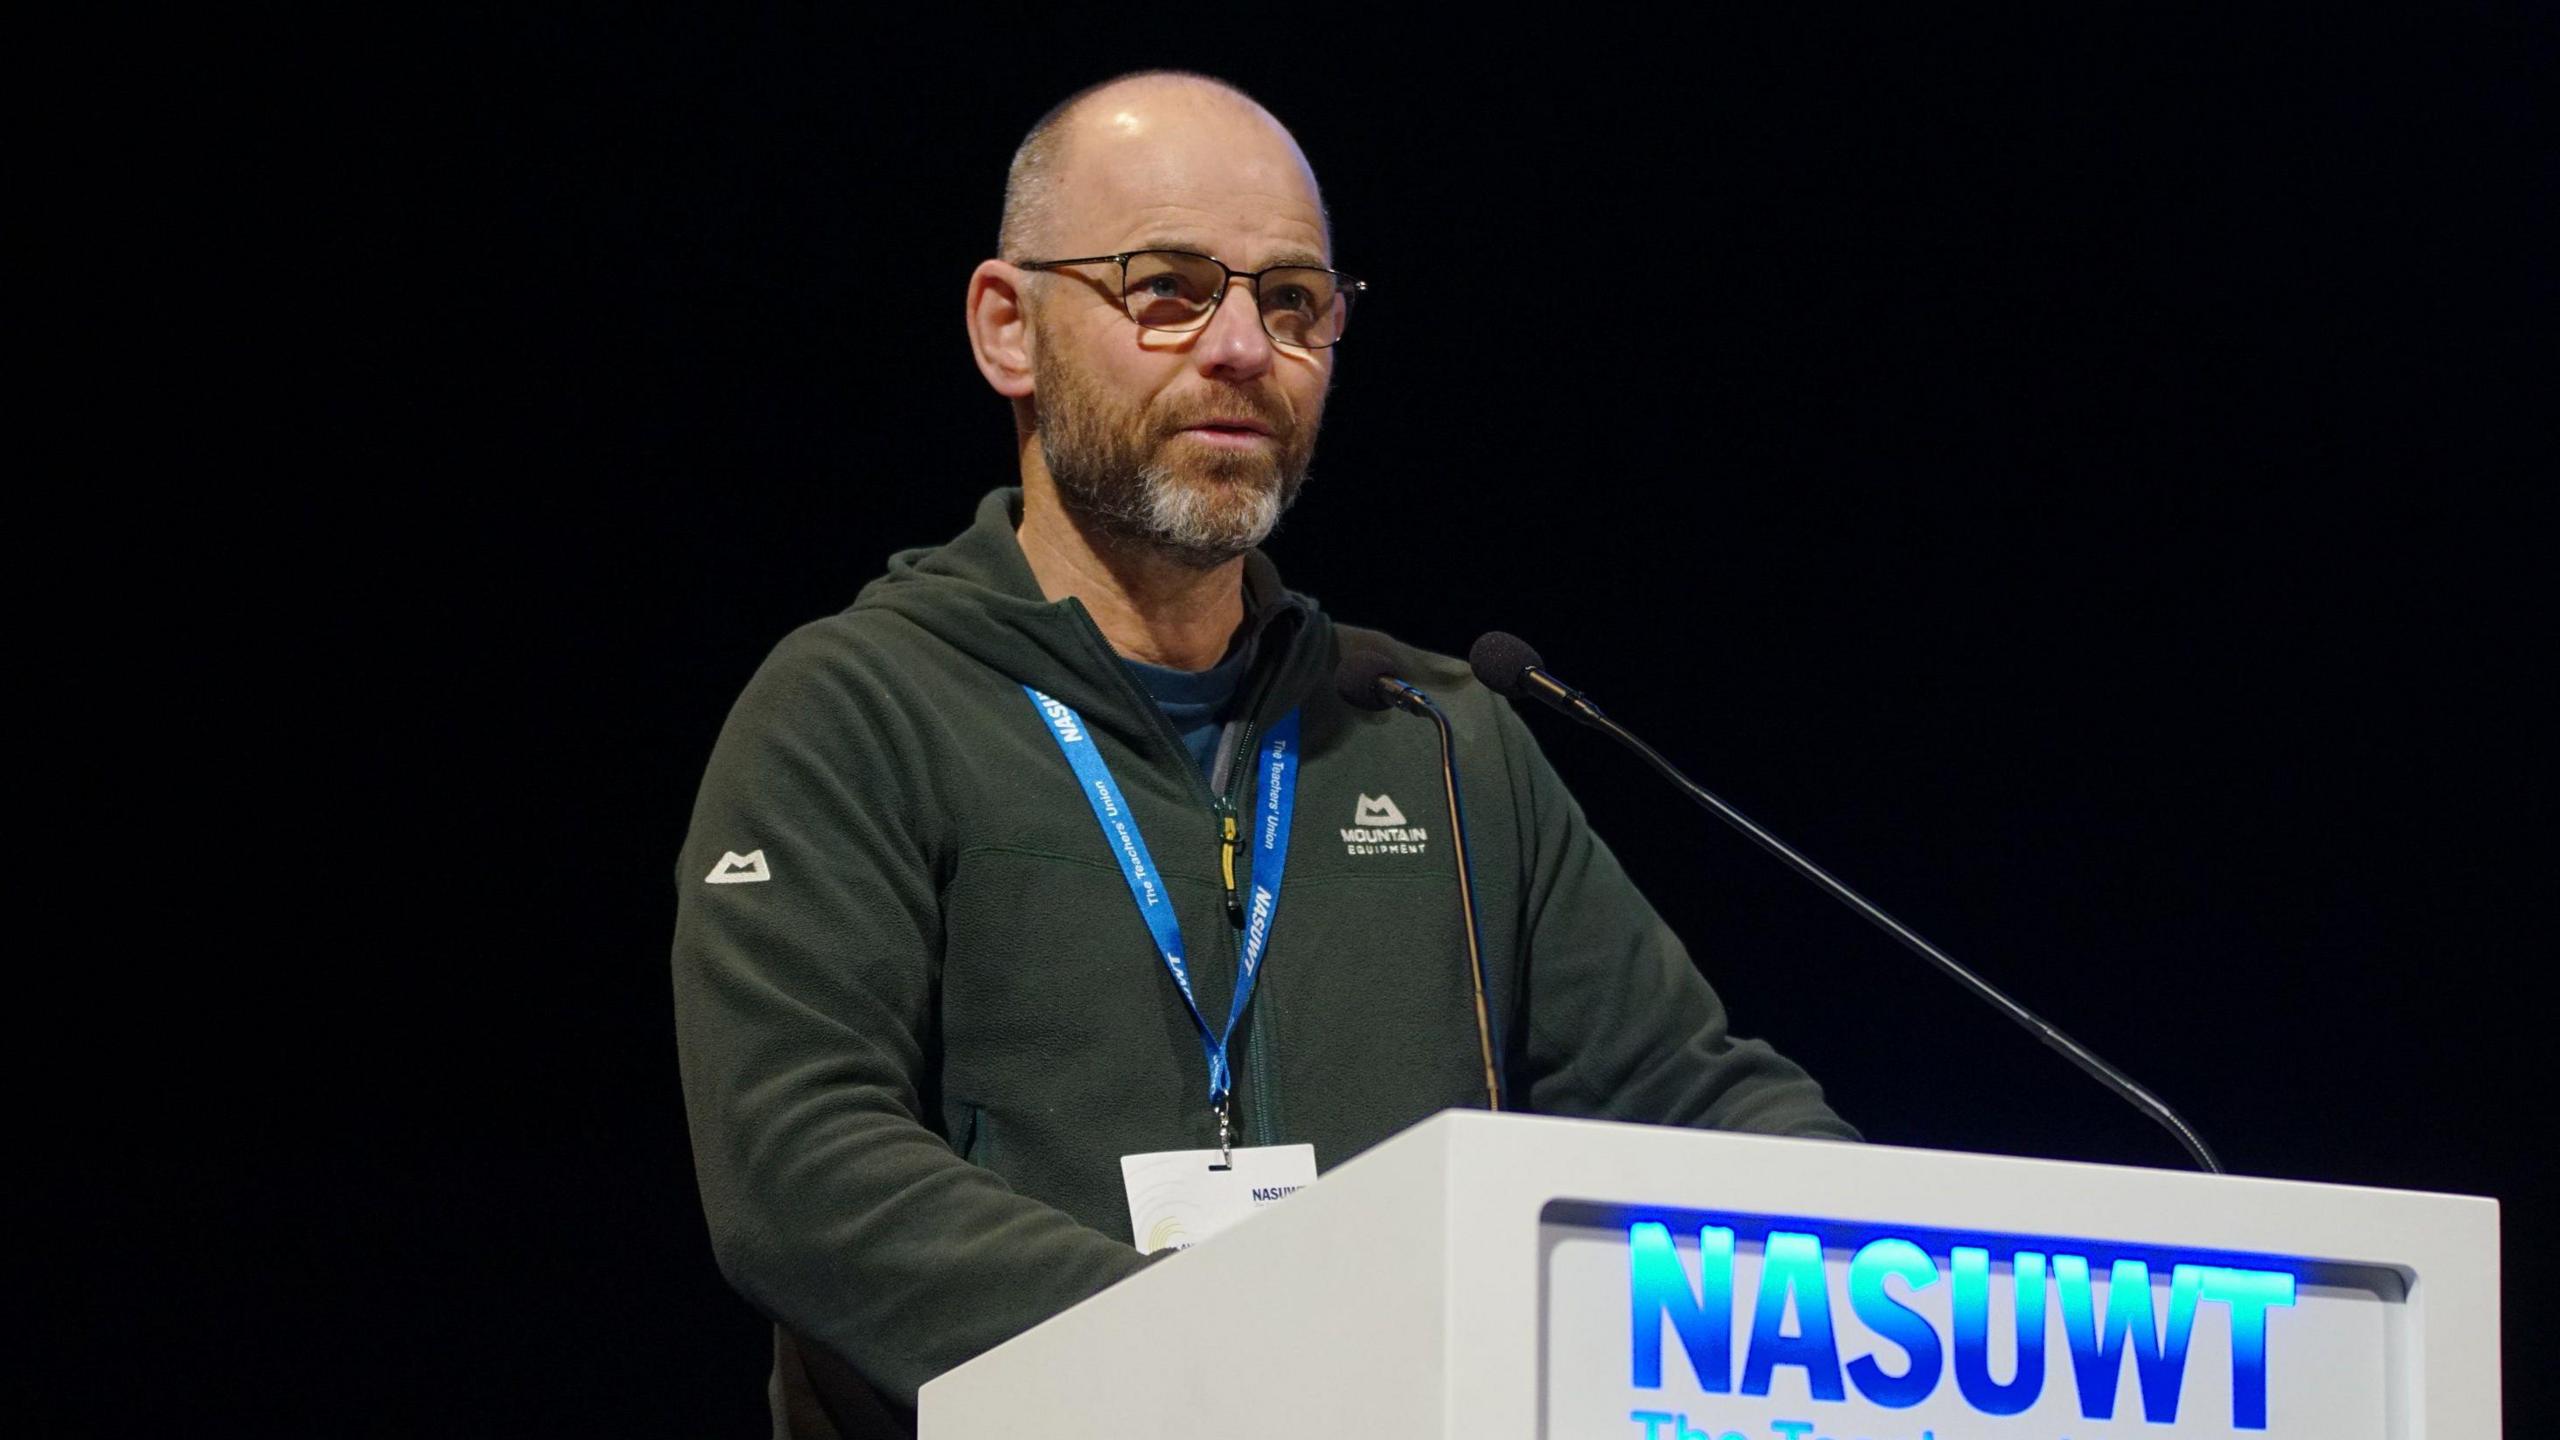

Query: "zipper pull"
<box><xmin>1217</xmin><ymin>797</ymin><xmax>1245</xmax><ymax>928</ymax></box>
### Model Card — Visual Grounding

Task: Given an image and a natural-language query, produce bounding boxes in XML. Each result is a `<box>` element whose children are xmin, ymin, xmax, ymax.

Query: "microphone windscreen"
<box><xmin>1467</xmin><ymin>632</ymin><xmax>1544</xmax><ymax>697</ymax></box>
<box><xmin>1333</xmin><ymin>647</ymin><xmax>1402</xmax><ymax>712</ymax></box>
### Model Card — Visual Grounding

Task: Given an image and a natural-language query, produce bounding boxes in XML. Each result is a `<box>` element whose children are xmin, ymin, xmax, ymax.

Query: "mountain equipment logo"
<box><xmin>1341</xmin><ymin>794</ymin><xmax>1429</xmax><ymax>856</ymax></box>
<box><xmin>1353</xmin><ymin>794</ymin><xmax>1407</xmax><ymax>827</ymax></box>
<box><xmin>705</xmin><ymin>849</ymin><xmax>771</xmax><ymax>884</ymax></box>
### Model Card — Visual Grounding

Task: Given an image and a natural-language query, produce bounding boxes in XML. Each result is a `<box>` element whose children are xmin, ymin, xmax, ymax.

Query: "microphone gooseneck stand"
<box><xmin>1335</xmin><ymin>652</ymin><xmax>1505</xmax><ymax>1111</ymax></box>
<box><xmin>1468</xmin><ymin>632</ymin><xmax>2222</xmax><ymax>1174</ymax></box>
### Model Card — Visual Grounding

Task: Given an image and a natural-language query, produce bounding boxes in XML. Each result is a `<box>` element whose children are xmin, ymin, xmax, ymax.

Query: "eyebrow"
<box><xmin>1131</xmin><ymin>240</ymin><xmax>1335</xmax><ymax>271</ymax></box>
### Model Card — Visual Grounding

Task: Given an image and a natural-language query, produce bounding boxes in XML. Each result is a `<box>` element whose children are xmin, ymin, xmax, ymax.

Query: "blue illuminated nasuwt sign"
<box><xmin>1627</xmin><ymin>1219</ymin><xmax>2299</xmax><ymax>1431</ymax></box>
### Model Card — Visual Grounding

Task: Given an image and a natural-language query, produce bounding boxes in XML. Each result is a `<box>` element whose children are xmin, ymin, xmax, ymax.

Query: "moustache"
<box><xmin>1155</xmin><ymin>391</ymin><xmax>1293</xmax><ymax>440</ymax></box>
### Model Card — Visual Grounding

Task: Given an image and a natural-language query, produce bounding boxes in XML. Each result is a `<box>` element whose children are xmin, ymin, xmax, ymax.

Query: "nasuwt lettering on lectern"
<box><xmin>1611</xmin><ymin>1214</ymin><xmax>2324</xmax><ymax>1437</ymax></box>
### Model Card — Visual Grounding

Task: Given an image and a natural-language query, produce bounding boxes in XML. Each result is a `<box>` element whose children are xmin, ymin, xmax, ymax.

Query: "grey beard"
<box><xmin>1042</xmin><ymin>442</ymin><xmax>1302</xmax><ymax>572</ymax></box>
<box><xmin>1128</xmin><ymin>461</ymin><xmax>1286</xmax><ymax>567</ymax></box>
<box><xmin>1028</xmin><ymin>316</ymin><xmax>1315</xmax><ymax>569</ymax></box>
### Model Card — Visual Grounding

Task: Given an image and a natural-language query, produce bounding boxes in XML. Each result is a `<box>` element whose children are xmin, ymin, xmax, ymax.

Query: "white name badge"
<box><xmin>1119</xmin><ymin>1144</ymin><xmax>1318</xmax><ymax>1255</ymax></box>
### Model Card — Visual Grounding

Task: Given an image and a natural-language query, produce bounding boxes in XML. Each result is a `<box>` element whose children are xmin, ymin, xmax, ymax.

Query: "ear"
<box><xmin>966</xmin><ymin>261</ymin><xmax>1036</xmax><ymax>399</ymax></box>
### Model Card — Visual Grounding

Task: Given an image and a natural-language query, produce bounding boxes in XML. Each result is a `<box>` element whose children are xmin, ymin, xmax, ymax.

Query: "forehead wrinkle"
<box><xmin>1110</xmin><ymin>198</ymin><xmax>1329</xmax><ymax>269</ymax></box>
<box><xmin>1100</xmin><ymin>176</ymin><xmax>1323</xmax><ymax>227</ymax></box>
<box><xmin>1126</xmin><ymin>241</ymin><xmax>1334</xmax><ymax>275</ymax></box>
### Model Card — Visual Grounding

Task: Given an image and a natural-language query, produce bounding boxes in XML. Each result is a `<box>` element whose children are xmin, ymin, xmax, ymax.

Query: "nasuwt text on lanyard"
<box><xmin>1024</xmin><ymin>686</ymin><xmax>1301</xmax><ymax>1165</ymax></box>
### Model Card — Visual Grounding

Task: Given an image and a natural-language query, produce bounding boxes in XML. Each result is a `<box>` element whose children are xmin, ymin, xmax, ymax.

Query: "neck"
<box><xmin>1016</xmin><ymin>473</ymin><xmax>1247</xmax><ymax>672</ymax></box>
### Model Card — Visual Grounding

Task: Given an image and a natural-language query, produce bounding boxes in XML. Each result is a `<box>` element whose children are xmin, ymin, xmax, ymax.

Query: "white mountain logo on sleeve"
<box><xmin>1353</xmin><ymin>794</ymin><xmax>1407</xmax><ymax>827</ymax></box>
<box><xmin>705</xmin><ymin>849</ymin><xmax>771</xmax><ymax>884</ymax></box>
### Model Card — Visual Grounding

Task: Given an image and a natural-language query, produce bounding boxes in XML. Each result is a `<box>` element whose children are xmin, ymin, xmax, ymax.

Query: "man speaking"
<box><xmin>673</xmin><ymin>70</ymin><xmax>1853</xmax><ymax>1436</ymax></box>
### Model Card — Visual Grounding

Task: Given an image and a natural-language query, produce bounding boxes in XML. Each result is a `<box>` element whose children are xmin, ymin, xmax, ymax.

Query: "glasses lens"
<box><xmin>1121</xmin><ymin>251</ymin><xmax>1224</xmax><ymax>331</ymax></box>
<box><xmin>1258</xmin><ymin>268</ymin><xmax>1349</xmax><ymax>347</ymax></box>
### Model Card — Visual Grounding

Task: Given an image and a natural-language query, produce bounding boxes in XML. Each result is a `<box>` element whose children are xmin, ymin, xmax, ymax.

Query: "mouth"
<box><xmin>1176</xmin><ymin>418</ymin><xmax>1277</xmax><ymax>448</ymax></box>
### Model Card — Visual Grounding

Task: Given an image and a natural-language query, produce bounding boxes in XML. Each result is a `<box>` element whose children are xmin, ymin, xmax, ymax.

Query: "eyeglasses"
<box><xmin>1014</xmin><ymin>249</ymin><xmax>1365</xmax><ymax>349</ymax></box>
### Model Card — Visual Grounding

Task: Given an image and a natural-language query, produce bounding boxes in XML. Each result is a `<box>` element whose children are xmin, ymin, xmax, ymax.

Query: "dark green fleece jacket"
<box><xmin>672</xmin><ymin>489</ymin><xmax>1854</xmax><ymax>1433</ymax></box>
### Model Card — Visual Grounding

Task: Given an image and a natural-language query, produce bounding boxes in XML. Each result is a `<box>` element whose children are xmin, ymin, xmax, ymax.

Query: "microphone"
<box><xmin>1334</xmin><ymin>647</ymin><xmax>1433</xmax><ymax>718</ymax></box>
<box><xmin>1468</xmin><ymin>631</ymin><xmax>2224</xmax><ymax>1174</ymax></box>
<box><xmin>1466</xmin><ymin>631</ymin><xmax>1606</xmax><ymax>727</ymax></box>
<box><xmin>1333</xmin><ymin>646</ymin><xmax>1505</xmax><ymax>1111</ymax></box>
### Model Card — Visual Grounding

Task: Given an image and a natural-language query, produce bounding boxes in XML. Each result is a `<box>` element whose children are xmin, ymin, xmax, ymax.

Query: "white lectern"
<box><xmin>920</xmin><ymin>1111</ymin><xmax>2499</xmax><ymax>1438</ymax></box>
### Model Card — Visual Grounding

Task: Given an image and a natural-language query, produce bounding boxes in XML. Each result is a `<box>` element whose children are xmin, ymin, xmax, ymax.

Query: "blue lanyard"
<box><xmin>1024</xmin><ymin>687</ymin><xmax>1301</xmax><ymax>1113</ymax></box>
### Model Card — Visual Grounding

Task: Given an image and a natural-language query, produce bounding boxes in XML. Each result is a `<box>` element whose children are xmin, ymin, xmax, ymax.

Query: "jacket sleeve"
<box><xmin>1492</xmin><ymin>699</ymin><xmax>1860</xmax><ymax>1141</ymax></box>
<box><xmin>670</xmin><ymin>626</ymin><xmax>1150</xmax><ymax>1405</ymax></box>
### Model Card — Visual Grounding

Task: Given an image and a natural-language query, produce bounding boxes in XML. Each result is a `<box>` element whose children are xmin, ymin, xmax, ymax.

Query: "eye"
<box><xmin>1122</xmin><ymin>254</ymin><xmax>1217</xmax><ymax>303</ymax></box>
<box><xmin>1260</xmin><ymin>269</ymin><xmax>1338</xmax><ymax>320</ymax></box>
<box><xmin>1119</xmin><ymin>253</ymin><xmax>1223</xmax><ymax>328</ymax></box>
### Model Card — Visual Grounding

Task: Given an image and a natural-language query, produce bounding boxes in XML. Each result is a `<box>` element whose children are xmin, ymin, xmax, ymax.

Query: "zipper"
<box><xmin>1058</xmin><ymin>596</ymin><xmax>1299</xmax><ymax>1152</ymax></box>
<box><xmin>1203</xmin><ymin>707</ymin><xmax>1274</xmax><ymax>1142</ymax></box>
<box><xmin>1246</xmin><ymin>961</ymin><xmax>1278</xmax><ymax>1147</ymax></box>
<box><xmin>1214</xmin><ymin>712</ymin><xmax>1277</xmax><ymax>1148</ymax></box>
<box><xmin>1214</xmin><ymin>716</ymin><xmax>1259</xmax><ymax>927</ymax></box>
<box><xmin>1215</xmin><ymin>796</ymin><xmax>1243</xmax><ymax>926</ymax></box>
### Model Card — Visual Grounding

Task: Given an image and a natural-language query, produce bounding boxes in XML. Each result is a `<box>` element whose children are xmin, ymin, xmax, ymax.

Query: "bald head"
<box><xmin>997</xmin><ymin>71</ymin><xmax>1328</xmax><ymax>262</ymax></box>
<box><xmin>965</xmin><ymin>70</ymin><xmax>1342</xmax><ymax>584</ymax></box>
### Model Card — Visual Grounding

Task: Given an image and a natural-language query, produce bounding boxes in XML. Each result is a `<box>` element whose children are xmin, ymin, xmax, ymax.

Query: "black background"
<box><xmin>113</xmin><ymin>7</ymin><xmax>2552</xmax><ymax>1433</ymax></box>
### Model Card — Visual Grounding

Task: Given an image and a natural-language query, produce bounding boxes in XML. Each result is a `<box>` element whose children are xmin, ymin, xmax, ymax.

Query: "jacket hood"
<box><xmin>849</xmin><ymin>488</ymin><xmax>1334</xmax><ymax>747</ymax></box>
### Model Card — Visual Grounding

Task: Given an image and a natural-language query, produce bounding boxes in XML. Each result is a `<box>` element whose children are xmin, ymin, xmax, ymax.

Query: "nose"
<box><xmin>1193</xmin><ymin>275</ymin><xmax>1277</xmax><ymax>383</ymax></box>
